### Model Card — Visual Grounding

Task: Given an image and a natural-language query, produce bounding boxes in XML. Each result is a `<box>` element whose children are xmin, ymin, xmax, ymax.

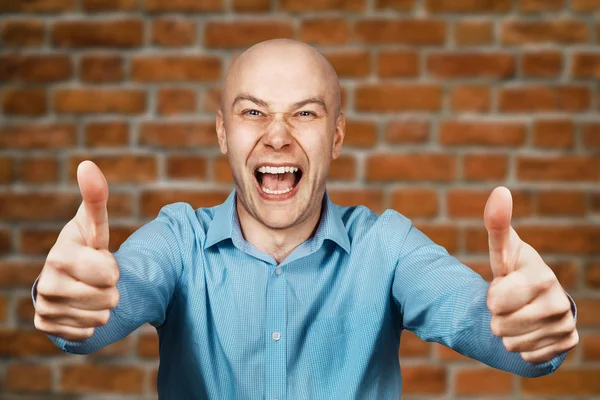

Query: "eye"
<box><xmin>244</xmin><ymin>109</ymin><xmax>262</xmax><ymax>117</ymax></box>
<box><xmin>297</xmin><ymin>110</ymin><xmax>316</xmax><ymax>117</ymax></box>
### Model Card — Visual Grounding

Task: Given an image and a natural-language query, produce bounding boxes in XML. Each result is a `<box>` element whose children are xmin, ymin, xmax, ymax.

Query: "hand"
<box><xmin>34</xmin><ymin>161</ymin><xmax>120</xmax><ymax>342</ymax></box>
<box><xmin>484</xmin><ymin>187</ymin><xmax>578</xmax><ymax>364</ymax></box>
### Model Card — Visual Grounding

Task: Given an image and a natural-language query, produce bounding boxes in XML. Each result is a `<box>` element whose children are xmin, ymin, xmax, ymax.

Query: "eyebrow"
<box><xmin>231</xmin><ymin>94</ymin><xmax>328</xmax><ymax>113</ymax></box>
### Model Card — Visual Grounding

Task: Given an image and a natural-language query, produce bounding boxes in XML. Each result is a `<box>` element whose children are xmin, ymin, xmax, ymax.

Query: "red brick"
<box><xmin>80</xmin><ymin>54</ymin><xmax>124</xmax><ymax>83</ymax></box>
<box><xmin>214</xmin><ymin>156</ymin><xmax>233</xmax><ymax>183</ymax></box>
<box><xmin>202</xmin><ymin>87</ymin><xmax>221</xmax><ymax>113</ymax></box>
<box><xmin>0</xmin><ymin>0</ymin><xmax>75</xmax><ymax>12</ymax></box>
<box><xmin>324</xmin><ymin>50</ymin><xmax>370</xmax><ymax>78</ymax></box>
<box><xmin>85</xmin><ymin>121</ymin><xmax>129</xmax><ymax>147</ymax></box>
<box><xmin>19</xmin><ymin>228</ymin><xmax>58</xmax><ymax>255</ymax></box>
<box><xmin>548</xmin><ymin>261</ymin><xmax>578</xmax><ymax>290</ymax></box>
<box><xmin>52</xmin><ymin>19</ymin><xmax>143</xmax><ymax>48</ymax></box>
<box><xmin>327</xmin><ymin>189</ymin><xmax>385</xmax><ymax>213</ymax></box>
<box><xmin>279</xmin><ymin>0</ymin><xmax>363</xmax><ymax>11</ymax></box>
<box><xmin>499</xmin><ymin>86</ymin><xmax>590</xmax><ymax>112</ymax></box>
<box><xmin>463</xmin><ymin>259</ymin><xmax>493</xmax><ymax>281</ymax></box>
<box><xmin>0</xmin><ymin>123</ymin><xmax>76</xmax><ymax>149</ymax></box>
<box><xmin>144</xmin><ymin>0</ymin><xmax>222</xmax><ymax>11</ymax></box>
<box><xmin>582</xmin><ymin>333</ymin><xmax>600</xmax><ymax>360</ymax></box>
<box><xmin>137</xmin><ymin>333</ymin><xmax>159</xmax><ymax>358</ymax></box>
<box><xmin>0</xmin><ymin>227</ymin><xmax>11</xmax><ymax>254</ymax></box>
<box><xmin>109</xmin><ymin>225</ymin><xmax>139</xmax><ymax>252</ymax></box>
<box><xmin>427</xmin><ymin>53</ymin><xmax>515</xmax><ymax>78</ymax></box>
<box><xmin>157</xmin><ymin>88</ymin><xmax>197</xmax><ymax>115</ymax></box>
<box><xmin>583</xmin><ymin>123</ymin><xmax>600</xmax><ymax>148</ymax></box>
<box><xmin>82</xmin><ymin>0</ymin><xmax>137</xmax><ymax>10</ymax></box>
<box><xmin>68</xmin><ymin>154</ymin><xmax>157</xmax><ymax>184</ymax></box>
<box><xmin>519</xmin><ymin>0</ymin><xmax>563</xmax><ymax>12</ymax></box>
<box><xmin>440</xmin><ymin>121</ymin><xmax>526</xmax><ymax>147</ymax></box>
<box><xmin>584</xmin><ymin>262</ymin><xmax>600</xmax><ymax>288</ymax></box>
<box><xmin>90</xmin><ymin>337</ymin><xmax>132</xmax><ymax>358</ymax></box>
<box><xmin>5</xmin><ymin>363</ymin><xmax>52</xmax><ymax>392</ymax></box>
<box><xmin>455</xmin><ymin>368</ymin><xmax>513</xmax><ymax>395</ymax></box>
<box><xmin>532</xmin><ymin>119</ymin><xmax>574</xmax><ymax>148</ymax></box>
<box><xmin>140</xmin><ymin>190</ymin><xmax>230</xmax><ymax>217</ymax></box>
<box><xmin>0</xmin><ymin>329</ymin><xmax>62</xmax><ymax>356</ymax></box>
<box><xmin>61</xmin><ymin>364</ymin><xmax>144</xmax><ymax>393</ymax></box>
<box><xmin>576</xmin><ymin>298</ymin><xmax>600</xmax><ymax>327</ymax></box>
<box><xmin>377</xmin><ymin>50</ymin><xmax>419</xmax><ymax>77</ymax></box>
<box><xmin>300</xmin><ymin>19</ymin><xmax>348</xmax><ymax>45</ymax></box>
<box><xmin>416</xmin><ymin>223</ymin><xmax>458</xmax><ymax>252</ymax></box>
<box><xmin>399</xmin><ymin>330</ymin><xmax>429</xmax><ymax>357</ymax></box>
<box><xmin>166</xmin><ymin>155</ymin><xmax>208</xmax><ymax>180</ymax></box>
<box><xmin>152</xmin><ymin>18</ymin><xmax>196</xmax><ymax>47</ymax></box>
<box><xmin>366</xmin><ymin>154</ymin><xmax>455</xmax><ymax>181</ymax></box>
<box><xmin>2</xmin><ymin>87</ymin><xmax>46</xmax><ymax>116</ymax></box>
<box><xmin>426</xmin><ymin>0</ymin><xmax>511</xmax><ymax>12</ymax></box>
<box><xmin>518</xmin><ymin>155</ymin><xmax>599</xmax><ymax>181</ymax></box>
<box><xmin>522</xmin><ymin>368</ymin><xmax>600</xmax><ymax>395</ymax></box>
<box><xmin>402</xmin><ymin>366</ymin><xmax>446</xmax><ymax>394</ymax></box>
<box><xmin>233</xmin><ymin>0</ymin><xmax>270</xmax><ymax>11</ymax></box>
<box><xmin>0</xmin><ymin>295</ymin><xmax>6</xmax><ymax>322</ymax></box>
<box><xmin>0</xmin><ymin>192</ymin><xmax>79</xmax><ymax>222</ymax></box>
<box><xmin>390</xmin><ymin>188</ymin><xmax>438</xmax><ymax>218</ymax></box>
<box><xmin>0</xmin><ymin>261</ymin><xmax>41</xmax><ymax>288</ymax></box>
<box><xmin>132</xmin><ymin>56</ymin><xmax>221</xmax><ymax>82</ymax></box>
<box><xmin>454</xmin><ymin>20</ymin><xmax>493</xmax><ymax>46</ymax></box>
<box><xmin>537</xmin><ymin>190</ymin><xmax>586</xmax><ymax>216</ymax></box>
<box><xmin>139</xmin><ymin>122</ymin><xmax>218</xmax><ymax>148</ymax></box>
<box><xmin>447</xmin><ymin>189</ymin><xmax>533</xmax><ymax>218</ymax></box>
<box><xmin>450</xmin><ymin>85</ymin><xmax>490</xmax><ymax>112</ymax></box>
<box><xmin>105</xmin><ymin>193</ymin><xmax>134</xmax><ymax>218</ymax></box>
<box><xmin>572</xmin><ymin>0</ymin><xmax>600</xmax><ymax>11</ymax></box>
<box><xmin>328</xmin><ymin>155</ymin><xmax>356</xmax><ymax>181</ymax></box>
<box><xmin>344</xmin><ymin>120</ymin><xmax>377</xmax><ymax>148</ymax></box>
<box><xmin>523</xmin><ymin>51</ymin><xmax>563</xmax><ymax>77</ymax></box>
<box><xmin>355</xmin><ymin>84</ymin><xmax>442</xmax><ymax>112</ymax></box>
<box><xmin>376</xmin><ymin>0</ymin><xmax>415</xmax><ymax>10</ymax></box>
<box><xmin>1</xmin><ymin>20</ymin><xmax>45</xmax><ymax>47</ymax></box>
<box><xmin>55</xmin><ymin>89</ymin><xmax>146</xmax><ymax>114</ymax></box>
<box><xmin>593</xmin><ymin>192</ymin><xmax>600</xmax><ymax>213</ymax></box>
<box><xmin>572</xmin><ymin>52</ymin><xmax>600</xmax><ymax>79</ymax></box>
<box><xmin>204</xmin><ymin>20</ymin><xmax>293</xmax><ymax>48</ymax></box>
<box><xmin>354</xmin><ymin>19</ymin><xmax>446</xmax><ymax>45</ymax></box>
<box><xmin>501</xmin><ymin>20</ymin><xmax>589</xmax><ymax>45</ymax></box>
<box><xmin>0</xmin><ymin>157</ymin><xmax>13</xmax><ymax>184</ymax></box>
<box><xmin>20</xmin><ymin>157</ymin><xmax>59</xmax><ymax>183</ymax></box>
<box><xmin>0</xmin><ymin>55</ymin><xmax>71</xmax><ymax>82</ymax></box>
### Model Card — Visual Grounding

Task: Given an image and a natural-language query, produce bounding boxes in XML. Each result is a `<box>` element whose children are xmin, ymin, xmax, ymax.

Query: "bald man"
<box><xmin>34</xmin><ymin>39</ymin><xmax>577</xmax><ymax>399</ymax></box>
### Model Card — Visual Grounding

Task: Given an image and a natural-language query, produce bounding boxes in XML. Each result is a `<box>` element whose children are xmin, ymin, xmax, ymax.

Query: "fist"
<box><xmin>34</xmin><ymin>161</ymin><xmax>120</xmax><ymax>342</ymax></box>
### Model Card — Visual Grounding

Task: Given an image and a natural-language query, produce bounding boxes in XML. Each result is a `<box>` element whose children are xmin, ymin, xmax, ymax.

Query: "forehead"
<box><xmin>225</xmin><ymin>48</ymin><xmax>334</xmax><ymax>107</ymax></box>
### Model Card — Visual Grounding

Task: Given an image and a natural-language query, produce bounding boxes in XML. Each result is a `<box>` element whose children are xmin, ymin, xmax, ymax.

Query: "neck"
<box><xmin>236</xmin><ymin>196</ymin><xmax>324</xmax><ymax>264</ymax></box>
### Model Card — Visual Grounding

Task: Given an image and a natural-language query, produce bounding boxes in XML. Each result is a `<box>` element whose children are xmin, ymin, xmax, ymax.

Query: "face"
<box><xmin>216</xmin><ymin>43</ymin><xmax>345</xmax><ymax>231</ymax></box>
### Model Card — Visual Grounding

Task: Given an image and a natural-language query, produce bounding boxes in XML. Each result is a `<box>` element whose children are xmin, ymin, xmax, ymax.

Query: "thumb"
<box><xmin>77</xmin><ymin>160</ymin><xmax>110</xmax><ymax>249</ymax></box>
<box><xmin>484</xmin><ymin>186</ymin><xmax>513</xmax><ymax>278</ymax></box>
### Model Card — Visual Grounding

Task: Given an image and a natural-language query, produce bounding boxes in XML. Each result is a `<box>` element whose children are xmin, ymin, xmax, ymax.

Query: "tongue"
<box><xmin>262</xmin><ymin>173</ymin><xmax>295</xmax><ymax>191</ymax></box>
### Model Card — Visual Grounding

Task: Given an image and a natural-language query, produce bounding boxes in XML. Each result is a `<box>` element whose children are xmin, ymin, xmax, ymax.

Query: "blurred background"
<box><xmin>1</xmin><ymin>0</ymin><xmax>599</xmax><ymax>398</ymax></box>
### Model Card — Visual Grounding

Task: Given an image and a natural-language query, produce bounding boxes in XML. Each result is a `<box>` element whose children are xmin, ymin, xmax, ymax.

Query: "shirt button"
<box><xmin>275</xmin><ymin>267</ymin><xmax>282</xmax><ymax>275</ymax></box>
<box><xmin>272</xmin><ymin>331</ymin><xmax>281</xmax><ymax>341</ymax></box>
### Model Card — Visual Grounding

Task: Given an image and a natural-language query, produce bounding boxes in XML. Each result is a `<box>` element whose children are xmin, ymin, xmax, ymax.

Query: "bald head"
<box><xmin>220</xmin><ymin>39</ymin><xmax>341</xmax><ymax>118</ymax></box>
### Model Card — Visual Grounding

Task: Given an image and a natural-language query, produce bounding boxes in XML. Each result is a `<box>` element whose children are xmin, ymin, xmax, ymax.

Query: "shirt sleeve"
<box><xmin>32</xmin><ymin>203</ymin><xmax>187</xmax><ymax>355</ymax></box>
<box><xmin>392</xmin><ymin>224</ymin><xmax>574</xmax><ymax>378</ymax></box>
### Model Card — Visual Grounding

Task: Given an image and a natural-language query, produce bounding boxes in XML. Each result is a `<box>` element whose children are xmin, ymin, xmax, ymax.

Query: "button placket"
<box><xmin>265</xmin><ymin>264</ymin><xmax>286</xmax><ymax>400</ymax></box>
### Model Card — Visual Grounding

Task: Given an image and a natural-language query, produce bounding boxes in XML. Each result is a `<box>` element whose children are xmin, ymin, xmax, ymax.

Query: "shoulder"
<box><xmin>153</xmin><ymin>202</ymin><xmax>218</xmax><ymax>239</ymax></box>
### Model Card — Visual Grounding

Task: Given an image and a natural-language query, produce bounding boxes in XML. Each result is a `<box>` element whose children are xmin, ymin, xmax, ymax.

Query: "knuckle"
<box><xmin>520</xmin><ymin>352</ymin><xmax>536</xmax><ymax>363</ymax></box>
<box><xmin>108</xmin><ymin>289</ymin><xmax>120</xmax><ymax>309</ymax></box>
<box><xmin>490</xmin><ymin>317</ymin><xmax>503</xmax><ymax>336</ymax></box>
<box><xmin>560</xmin><ymin>316</ymin><xmax>576</xmax><ymax>335</ymax></box>
<box><xmin>502</xmin><ymin>337</ymin><xmax>517</xmax><ymax>352</ymax></box>
<box><xmin>96</xmin><ymin>310</ymin><xmax>111</xmax><ymax>326</ymax></box>
<box><xmin>82</xmin><ymin>327</ymin><xmax>95</xmax><ymax>340</ymax></box>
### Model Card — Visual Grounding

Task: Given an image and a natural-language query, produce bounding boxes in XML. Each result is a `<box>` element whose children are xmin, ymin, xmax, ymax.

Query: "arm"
<box><xmin>392</xmin><ymin>224</ymin><xmax>575</xmax><ymax>377</ymax></box>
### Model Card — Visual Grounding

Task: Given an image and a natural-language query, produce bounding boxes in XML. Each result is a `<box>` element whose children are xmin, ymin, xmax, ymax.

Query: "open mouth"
<box><xmin>254</xmin><ymin>164</ymin><xmax>303</xmax><ymax>197</ymax></box>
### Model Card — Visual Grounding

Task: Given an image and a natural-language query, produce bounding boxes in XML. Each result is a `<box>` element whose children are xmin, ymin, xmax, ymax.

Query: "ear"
<box><xmin>331</xmin><ymin>112</ymin><xmax>346</xmax><ymax>160</ymax></box>
<box><xmin>216</xmin><ymin>109</ymin><xmax>228</xmax><ymax>155</ymax></box>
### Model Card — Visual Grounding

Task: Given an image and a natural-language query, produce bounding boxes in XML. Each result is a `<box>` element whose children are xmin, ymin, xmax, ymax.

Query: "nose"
<box><xmin>262</xmin><ymin>116</ymin><xmax>292</xmax><ymax>150</ymax></box>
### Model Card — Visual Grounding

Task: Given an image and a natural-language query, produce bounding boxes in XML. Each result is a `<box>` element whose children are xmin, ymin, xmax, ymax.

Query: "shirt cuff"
<box><xmin>565</xmin><ymin>290</ymin><xmax>577</xmax><ymax>322</ymax></box>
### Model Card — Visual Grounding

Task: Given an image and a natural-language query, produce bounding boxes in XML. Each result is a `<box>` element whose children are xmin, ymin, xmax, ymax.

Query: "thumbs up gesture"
<box><xmin>485</xmin><ymin>187</ymin><xmax>578</xmax><ymax>364</ymax></box>
<box><xmin>34</xmin><ymin>161</ymin><xmax>120</xmax><ymax>342</ymax></box>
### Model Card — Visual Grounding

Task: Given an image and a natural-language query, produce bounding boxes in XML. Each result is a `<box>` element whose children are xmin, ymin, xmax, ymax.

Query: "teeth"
<box><xmin>257</xmin><ymin>166</ymin><xmax>298</xmax><ymax>174</ymax></box>
<box><xmin>262</xmin><ymin>186</ymin><xmax>293</xmax><ymax>195</ymax></box>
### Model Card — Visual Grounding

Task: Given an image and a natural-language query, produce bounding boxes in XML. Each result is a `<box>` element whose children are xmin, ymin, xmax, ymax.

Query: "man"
<box><xmin>33</xmin><ymin>39</ymin><xmax>578</xmax><ymax>399</ymax></box>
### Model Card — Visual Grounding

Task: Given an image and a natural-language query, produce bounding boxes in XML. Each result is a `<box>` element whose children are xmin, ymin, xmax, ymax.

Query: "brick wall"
<box><xmin>1</xmin><ymin>0</ymin><xmax>599</xmax><ymax>398</ymax></box>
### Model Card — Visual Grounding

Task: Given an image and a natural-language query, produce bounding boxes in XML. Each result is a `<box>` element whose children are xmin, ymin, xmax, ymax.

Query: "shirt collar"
<box><xmin>203</xmin><ymin>189</ymin><xmax>350</xmax><ymax>254</ymax></box>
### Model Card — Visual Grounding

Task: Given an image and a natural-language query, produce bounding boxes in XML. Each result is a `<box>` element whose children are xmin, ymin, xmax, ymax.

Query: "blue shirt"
<box><xmin>43</xmin><ymin>190</ymin><xmax>572</xmax><ymax>399</ymax></box>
